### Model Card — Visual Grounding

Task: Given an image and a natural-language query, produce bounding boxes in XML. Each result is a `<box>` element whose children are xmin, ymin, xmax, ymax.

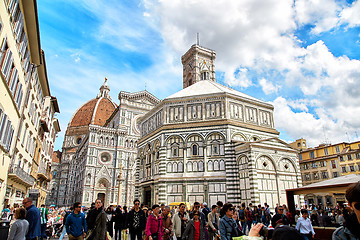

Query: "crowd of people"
<box><xmin>1</xmin><ymin>181</ymin><xmax>360</xmax><ymax>240</ymax></box>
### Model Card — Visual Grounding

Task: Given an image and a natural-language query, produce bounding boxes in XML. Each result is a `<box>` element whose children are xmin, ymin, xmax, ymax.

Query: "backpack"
<box><xmin>239</xmin><ymin>209</ymin><xmax>245</xmax><ymax>220</ymax></box>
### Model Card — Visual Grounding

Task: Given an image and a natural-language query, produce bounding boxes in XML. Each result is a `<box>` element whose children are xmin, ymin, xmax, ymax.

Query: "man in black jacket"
<box><xmin>127</xmin><ymin>199</ymin><xmax>146</xmax><ymax>240</ymax></box>
<box><xmin>271</xmin><ymin>206</ymin><xmax>289</xmax><ymax>228</ymax></box>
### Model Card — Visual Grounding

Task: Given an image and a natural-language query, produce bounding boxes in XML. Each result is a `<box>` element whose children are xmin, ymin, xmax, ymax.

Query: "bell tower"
<box><xmin>181</xmin><ymin>44</ymin><xmax>216</xmax><ymax>89</ymax></box>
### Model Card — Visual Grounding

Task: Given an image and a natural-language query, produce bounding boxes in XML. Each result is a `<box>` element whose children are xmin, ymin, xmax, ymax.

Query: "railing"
<box><xmin>8</xmin><ymin>166</ymin><xmax>35</xmax><ymax>186</ymax></box>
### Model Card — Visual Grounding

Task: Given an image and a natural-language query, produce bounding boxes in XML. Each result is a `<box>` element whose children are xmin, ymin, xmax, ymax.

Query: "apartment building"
<box><xmin>292</xmin><ymin>139</ymin><xmax>360</xmax><ymax>206</ymax></box>
<box><xmin>0</xmin><ymin>0</ymin><xmax>60</xmax><ymax>209</ymax></box>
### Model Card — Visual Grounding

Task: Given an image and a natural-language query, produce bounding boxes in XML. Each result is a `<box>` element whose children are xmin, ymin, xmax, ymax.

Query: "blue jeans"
<box><xmin>241</xmin><ymin>221</ymin><xmax>247</xmax><ymax>233</ymax></box>
<box><xmin>59</xmin><ymin>227</ymin><xmax>67</xmax><ymax>240</ymax></box>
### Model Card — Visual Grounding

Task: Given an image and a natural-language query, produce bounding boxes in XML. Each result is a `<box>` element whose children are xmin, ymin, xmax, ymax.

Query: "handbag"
<box><xmin>151</xmin><ymin>215</ymin><xmax>161</xmax><ymax>240</ymax></box>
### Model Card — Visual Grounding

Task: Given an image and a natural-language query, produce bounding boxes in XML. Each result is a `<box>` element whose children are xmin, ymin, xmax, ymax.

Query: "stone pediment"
<box><xmin>95</xmin><ymin>165</ymin><xmax>112</xmax><ymax>183</ymax></box>
<box><xmin>119</xmin><ymin>91</ymin><xmax>161</xmax><ymax>106</ymax></box>
<box><xmin>250</xmin><ymin>137</ymin><xmax>298</xmax><ymax>151</ymax></box>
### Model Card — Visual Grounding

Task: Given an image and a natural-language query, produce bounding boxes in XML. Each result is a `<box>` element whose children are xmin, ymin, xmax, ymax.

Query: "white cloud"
<box><xmin>294</xmin><ymin>0</ymin><xmax>341</xmax><ymax>34</ymax></box>
<box><xmin>42</xmin><ymin>0</ymin><xmax>360</xmax><ymax>150</ymax></box>
<box><xmin>273</xmin><ymin>97</ymin><xmax>359</xmax><ymax>147</ymax></box>
<box><xmin>340</xmin><ymin>0</ymin><xmax>360</xmax><ymax>27</ymax></box>
<box><xmin>259</xmin><ymin>78</ymin><xmax>279</xmax><ymax>95</ymax></box>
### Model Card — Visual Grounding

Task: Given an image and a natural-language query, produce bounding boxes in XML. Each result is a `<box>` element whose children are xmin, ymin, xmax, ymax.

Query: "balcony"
<box><xmin>37</xmin><ymin>164</ymin><xmax>51</xmax><ymax>181</ymax></box>
<box><xmin>8</xmin><ymin>166</ymin><xmax>35</xmax><ymax>187</ymax></box>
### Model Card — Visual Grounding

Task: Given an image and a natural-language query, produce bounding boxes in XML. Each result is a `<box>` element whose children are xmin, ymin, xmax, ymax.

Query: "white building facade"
<box><xmin>54</xmin><ymin>80</ymin><xmax>159</xmax><ymax>207</ymax></box>
<box><xmin>136</xmin><ymin>45</ymin><xmax>303</xmax><ymax>207</ymax></box>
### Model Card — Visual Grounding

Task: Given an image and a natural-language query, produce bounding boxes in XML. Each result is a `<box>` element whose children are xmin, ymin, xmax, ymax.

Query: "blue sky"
<box><xmin>37</xmin><ymin>0</ymin><xmax>360</xmax><ymax>150</ymax></box>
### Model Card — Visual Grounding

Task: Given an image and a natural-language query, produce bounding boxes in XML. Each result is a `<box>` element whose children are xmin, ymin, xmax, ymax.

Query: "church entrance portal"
<box><xmin>144</xmin><ymin>188</ymin><xmax>151</xmax><ymax>207</ymax></box>
<box><xmin>97</xmin><ymin>193</ymin><xmax>105</xmax><ymax>203</ymax></box>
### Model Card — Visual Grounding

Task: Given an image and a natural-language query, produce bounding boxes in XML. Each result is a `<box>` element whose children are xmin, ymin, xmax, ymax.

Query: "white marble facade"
<box><xmin>136</xmin><ymin>44</ymin><xmax>303</xmax><ymax>207</ymax></box>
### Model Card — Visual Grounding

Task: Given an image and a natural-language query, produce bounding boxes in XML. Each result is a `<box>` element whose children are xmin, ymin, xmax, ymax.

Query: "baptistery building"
<box><xmin>136</xmin><ymin>44</ymin><xmax>303</xmax><ymax>207</ymax></box>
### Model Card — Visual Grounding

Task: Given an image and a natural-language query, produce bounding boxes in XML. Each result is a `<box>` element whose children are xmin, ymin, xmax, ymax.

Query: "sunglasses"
<box><xmin>354</xmin><ymin>202</ymin><xmax>360</xmax><ymax>211</ymax></box>
<box><xmin>76</xmin><ymin>206</ymin><xmax>81</xmax><ymax>208</ymax></box>
<box><xmin>278</xmin><ymin>209</ymin><xmax>284</xmax><ymax>211</ymax></box>
<box><xmin>193</xmin><ymin>214</ymin><xmax>199</xmax><ymax>216</ymax></box>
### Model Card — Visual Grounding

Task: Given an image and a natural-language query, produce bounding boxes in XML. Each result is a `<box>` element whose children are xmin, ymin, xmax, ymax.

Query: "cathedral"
<box><xmin>53</xmin><ymin>80</ymin><xmax>159</xmax><ymax>207</ymax></box>
<box><xmin>52</xmin><ymin>44</ymin><xmax>303</xmax><ymax>208</ymax></box>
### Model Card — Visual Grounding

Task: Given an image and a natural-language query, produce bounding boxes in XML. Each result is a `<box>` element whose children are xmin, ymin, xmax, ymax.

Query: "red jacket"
<box><xmin>145</xmin><ymin>214</ymin><xmax>163</xmax><ymax>240</ymax></box>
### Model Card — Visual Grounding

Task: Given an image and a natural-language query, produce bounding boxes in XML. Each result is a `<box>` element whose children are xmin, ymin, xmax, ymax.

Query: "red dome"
<box><xmin>69</xmin><ymin>97</ymin><xmax>117</xmax><ymax>127</ymax></box>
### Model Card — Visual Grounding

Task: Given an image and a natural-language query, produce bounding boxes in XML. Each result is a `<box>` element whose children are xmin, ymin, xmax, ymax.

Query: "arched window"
<box><xmin>99</xmin><ymin>137</ymin><xmax>103</xmax><ymax>144</ymax></box>
<box><xmin>187</xmin><ymin>162</ymin><xmax>193</xmax><ymax>172</ymax></box>
<box><xmin>211</xmin><ymin>141</ymin><xmax>220</xmax><ymax>155</ymax></box>
<box><xmin>214</xmin><ymin>161</ymin><xmax>220</xmax><ymax>171</ymax></box>
<box><xmin>220</xmin><ymin>160</ymin><xmax>225</xmax><ymax>170</ymax></box>
<box><xmin>201</xmin><ymin>71</ymin><xmax>209</xmax><ymax>80</ymax></box>
<box><xmin>173</xmin><ymin>163</ymin><xmax>178</xmax><ymax>172</ymax></box>
<box><xmin>171</xmin><ymin>143</ymin><xmax>179</xmax><ymax>157</ymax></box>
<box><xmin>178</xmin><ymin>162</ymin><xmax>184</xmax><ymax>172</ymax></box>
<box><xmin>86</xmin><ymin>173</ymin><xmax>91</xmax><ymax>184</ymax></box>
<box><xmin>192</xmin><ymin>144</ymin><xmax>199</xmax><ymax>156</ymax></box>
<box><xmin>208</xmin><ymin>160</ymin><xmax>213</xmax><ymax>171</ymax></box>
<box><xmin>167</xmin><ymin>163</ymin><xmax>172</xmax><ymax>173</ymax></box>
<box><xmin>198</xmin><ymin>161</ymin><xmax>204</xmax><ymax>171</ymax></box>
<box><xmin>193</xmin><ymin>162</ymin><xmax>198</xmax><ymax>171</ymax></box>
<box><xmin>85</xmin><ymin>192</ymin><xmax>89</xmax><ymax>202</ymax></box>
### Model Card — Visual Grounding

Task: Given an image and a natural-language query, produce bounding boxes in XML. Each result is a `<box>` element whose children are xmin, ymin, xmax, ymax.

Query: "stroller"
<box><xmin>46</xmin><ymin>222</ymin><xmax>63</xmax><ymax>238</ymax></box>
<box><xmin>53</xmin><ymin>223</ymin><xmax>63</xmax><ymax>238</ymax></box>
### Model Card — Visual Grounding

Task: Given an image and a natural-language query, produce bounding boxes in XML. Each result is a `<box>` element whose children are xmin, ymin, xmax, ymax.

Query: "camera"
<box><xmin>259</xmin><ymin>226</ymin><xmax>274</xmax><ymax>239</ymax></box>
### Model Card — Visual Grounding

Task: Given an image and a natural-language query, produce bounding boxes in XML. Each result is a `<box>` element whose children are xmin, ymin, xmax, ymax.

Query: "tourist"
<box><xmin>296</xmin><ymin>209</ymin><xmax>315</xmax><ymax>240</ymax></box>
<box><xmin>145</xmin><ymin>205</ymin><xmax>163</xmax><ymax>240</ymax></box>
<box><xmin>183</xmin><ymin>210</ymin><xmax>204</xmax><ymax>240</ymax></box>
<box><xmin>65</xmin><ymin>202</ymin><xmax>87</xmax><ymax>240</ymax></box>
<box><xmin>207</xmin><ymin>205</ymin><xmax>220</xmax><ymax>240</ymax></box>
<box><xmin>161</xmin><ymin>206</ymin><xmax>173</xmax><ymax>240</ymax></box>
<box><xmin>238</xmin><ymin>203</ymin><xmax>247</xmax><ymax>233</ymax></box>
<box><xmin>190</xmin><ymin>202</ymin><xmax>206</xmax><ymax>227</ymax></box>
<box><xmin>127</xmin><ymin>199</ymin><xmax>147</xmax><ymax>240</ymax></box>
<box><xmin>310</xmin><ymin>209</ymin><xmax>319</xmax><ymax>227</ymax></box>
<box><xmin>59</xmin><ymin>207</ymin><xmax>72</xmax><ymax>240</ymax></box>
<box><xmin>335</xmin><ymin>210</ymin><xmax>344</xmax><ymax>226</ymax></box>
<box><xmin>216</xmin><ymin>202</ymin><xmax>224</xmax><ymax>218</ymax></box>
<box><xmin>7</xmin><ymin>207</ymin><xmax>29</xmax><ymax>240</ymax></box>
<box><xmin>86</xmin><ymin>199</ymin><xmax>107</xmax><ymax>240</ymax></box>
<box><xmin>22</xmin><ymin>197</ymin><xmax>41</xmax><ymax>240</ymax></box>
<box><xmin>333</xmin><ymin>181</ymin><xmax>360</xmax><ymax>239</ymax></box>
<box><xmin>39</xmin><ymin>204</ymin><xmax>49</xmax><ymax>240</ymax></box>
<box><xmin>202</xmin><ymin>203</ymin><xmax>210</xmax><ymax>222</ymax></box>
<box><xmin>172</xmin><ymin>202</ymin><xmax>190</xmax><ymax>240</ymax></box>
<box><xmin>1</xmin><ymin>204</ymin><xmax>11</xmax><ymax>219</ymax></box>
<box><xmin>271</xmin><ymin>205</ymin><xmax>289</xmax><ymax>228</ymax></box>
<box><xmin>106</xmin><ymin>206</ymin><xmax>116</xmax><ymax>238</ymax></box>
<box><xmin>246</xmin><ymin>207</ymin><xmax>252</xmax><ymax>232</ymax></box>
<box><xmin>114</xmin><ymin>206</ymin><xmax>123</xmax><ymax>240</ymax></box>
<box><xmin>219</xmin><ymin>203</ymin><xmax>243</xmax><ymax>240</ymax></box>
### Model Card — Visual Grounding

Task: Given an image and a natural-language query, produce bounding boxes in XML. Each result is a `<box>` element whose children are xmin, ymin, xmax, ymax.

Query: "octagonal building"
<box><xmin>136</xmin><ymin>45</ymin><xmax>303</xmax><ymax>207</ymax></box>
